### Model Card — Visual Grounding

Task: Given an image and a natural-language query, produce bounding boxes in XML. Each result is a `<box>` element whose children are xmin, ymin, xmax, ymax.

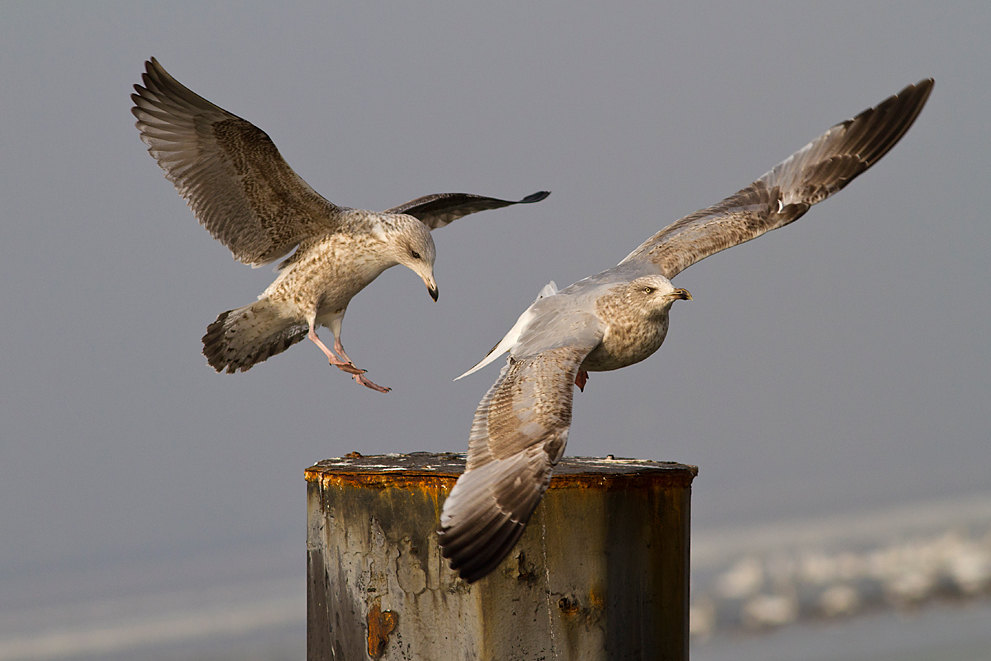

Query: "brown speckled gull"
<box><xmin>439</xmin><ymin>79</ymin><xmax>934</xmax><ymax>582</ymax></box>
<box><xmin>131</xmin><ymin>58</ymin><xmax>548</xmax><ymax>392</ymax></box>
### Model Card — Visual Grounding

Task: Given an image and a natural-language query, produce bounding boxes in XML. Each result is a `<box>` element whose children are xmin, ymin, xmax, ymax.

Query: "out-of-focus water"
<box><xmin>689</xmin><ymin>493</ymin><xmax>991</xmax><ymax>639</ymax></box>
<box><xmin>688</xmin><ymin>493</ymin><xmax>991</xmax><ymax>661</ymax></box>
<box><xmin>694</xmin><ymin>600</ymin><xmax>991</xmax><ymax>661</ymax></box>
<box><xmin>1</xmin><ymin>493</ymin><xmax>988</xmax><ymax>661</ymax></box>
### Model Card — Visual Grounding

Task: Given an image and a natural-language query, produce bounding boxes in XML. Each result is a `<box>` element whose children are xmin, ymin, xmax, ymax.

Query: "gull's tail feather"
<box><xmin>202</xmin><ymin>299</ymin><xmax>308</xmax><ymax>373</ymax></box>
<box><xmin>455</xmin><ymin>281</ymin><xmax>558</xmax><ymax>381</ymax></box>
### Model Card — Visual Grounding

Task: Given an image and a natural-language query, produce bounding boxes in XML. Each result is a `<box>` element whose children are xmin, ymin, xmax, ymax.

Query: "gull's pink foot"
<box><xmin>354</xmin><ymin>372</ymin><xmax>391</xmax><ymax>393</ymax></box>
<box><xmin>575</xmin><ymin>370</ymin><xmax>588</xmax><ymax>392</ymax></box>
<box><xmin>332</xmin><ymin>360</ymin><xmax>366</xmax><ymax>375</ymax></box>
<box><xmin>308</xmin><ymin>329</ymin><xmax>387</xmax><ymax>390</ymax></box>
<box><xmin>331</xmin><ymin>338</ymin><xmax>372</xmax><ymax>376</ymax></box>
<box><xmin>307</xmin><ymin>329</ymin><xmax>366</xmax><ymax>375</ymax></box>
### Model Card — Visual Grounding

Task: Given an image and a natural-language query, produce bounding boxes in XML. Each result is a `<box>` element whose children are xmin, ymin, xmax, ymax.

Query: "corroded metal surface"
<box><xmin>366</xmin><ymin>601</ymin><xmax>398</xmax><ymax>658</ymax></box>
<box><xmin>306</xmin><ymin>453</ymin><xmax>696</xmax><ymax>660</ymax></box>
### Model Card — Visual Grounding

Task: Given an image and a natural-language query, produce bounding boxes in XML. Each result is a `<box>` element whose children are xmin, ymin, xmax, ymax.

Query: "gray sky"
<box><xmin>1</xmin><ymin>1</ymin><xmax>988</xmax><ymax>606</ymax></box>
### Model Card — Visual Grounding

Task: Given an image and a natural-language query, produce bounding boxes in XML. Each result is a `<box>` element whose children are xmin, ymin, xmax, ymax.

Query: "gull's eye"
<box><xmin>642</xmin><ymin>286</ymin><xmax>654</xmax><ymax>294</ymax></box>
<box><xmin>411</xmin><ymin>250</ymin><xmax>421</xmax><ymax>260</ymax></box>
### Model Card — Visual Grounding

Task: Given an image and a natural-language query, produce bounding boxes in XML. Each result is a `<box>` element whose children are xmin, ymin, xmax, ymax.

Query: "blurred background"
<box><xmin>1</xmin><ymin>2</ymin><xmax>988</xmax><ymax>660</ymax></box>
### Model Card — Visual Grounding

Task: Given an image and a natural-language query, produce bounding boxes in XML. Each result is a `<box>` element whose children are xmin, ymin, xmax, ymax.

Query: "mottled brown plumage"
<box><xmin>131</xmin><ymin>58</ymin><xmax>548</xmax><ymax>391</ymax></box>
<box><xmin>439</xmin><ymin>79</ymin><xmax>933</xmax><ymax>581</ymax></box>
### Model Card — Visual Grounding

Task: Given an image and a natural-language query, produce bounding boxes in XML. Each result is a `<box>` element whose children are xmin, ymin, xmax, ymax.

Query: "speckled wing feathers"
<box><xmin>131</xmin><ymin>58</ymin><xmax>342</xmax><ymax>266</ymax></box>
<box><xmin>622</xmin><ymin>79</ymin><xmax>934</xmax><ymax>279</ymax></box>
<box><xmin>439</xmin><ymin>341</ymin><xmax>598</xmax><ymax>583</ymax></box>
<box><xmin>385</xmin><ymin>191</ymin><xmax>550</xmax><ymax>230</ymax></box>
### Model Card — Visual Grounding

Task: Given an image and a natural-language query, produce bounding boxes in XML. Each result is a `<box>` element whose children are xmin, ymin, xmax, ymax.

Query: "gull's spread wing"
<box><xmin>132</xmin><ymin>58</ymin><xmax>342</xmax><ymax>267</ymax></box>
<box><xmin>439</xmin><ymin>318</ymin><xmax>601</xmax><ymax>583</ymax></box>
<box><xmin>385</xmin><ymin>191</ymin><xmax>550</xmax><ymax>230</ymax></box>
<box><xmin>621</xmin><ymin>79</ymin><xmax>933</xmax><ymax>279</ymax></box>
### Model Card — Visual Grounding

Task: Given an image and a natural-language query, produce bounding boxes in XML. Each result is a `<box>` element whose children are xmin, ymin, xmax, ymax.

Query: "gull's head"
<box><xmin>625</xmin><ymin>275</ymin><xmax>691</xmax><ymax>317</ymax></box>
<box><xmin>391</xmin><ymin>215</ymin><xmax>439</xmax><ymax>302</ymax></box>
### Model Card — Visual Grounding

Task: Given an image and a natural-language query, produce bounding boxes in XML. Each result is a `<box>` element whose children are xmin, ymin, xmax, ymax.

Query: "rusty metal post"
<box><xmin>306</xmin><ymin>453</ymin><xmax>696</xmax><ymax>661</ymax></box>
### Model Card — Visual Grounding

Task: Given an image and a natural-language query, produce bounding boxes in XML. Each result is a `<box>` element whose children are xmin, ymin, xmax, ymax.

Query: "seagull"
<box><xmin>131</xmin><ymin>57</ymin><xmax>549</xmax><ymax>392</ymax></box>
<box><xmin>438</xmin><ymin>79</ymin><xmax>934</xmax><ymax>581</ymax></box>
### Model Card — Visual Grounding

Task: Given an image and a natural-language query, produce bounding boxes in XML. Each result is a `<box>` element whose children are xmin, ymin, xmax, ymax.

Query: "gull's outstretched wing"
<box><xmin>131</xmin><ymin>57</ymin><xmax>342</xmax><ymax>267</ymax></box>
<box><xmin>385</xmin><ymin>191</ymin><xmax>550</xmax><ymax>230</ymax></box>
<box><xmin>621</xmin><ymin>79</ymin><xmax>934</xmax><ymax>279</ymax></box>
<box><xmin>439</xmin><ymin>321</ymin><xmax>601</xmax><ymax>583</ymax></box>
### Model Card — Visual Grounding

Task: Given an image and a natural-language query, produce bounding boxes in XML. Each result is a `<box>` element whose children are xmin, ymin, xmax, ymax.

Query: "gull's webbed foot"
<box><xmin>353</xmin><ymin>372</ymin><xmax>391</xmax><ymax>393</ymax></box>
<box><xmin>332</xmin><ymin>360</ymin><xmax>366</xmax><ymax>375</ymax></box>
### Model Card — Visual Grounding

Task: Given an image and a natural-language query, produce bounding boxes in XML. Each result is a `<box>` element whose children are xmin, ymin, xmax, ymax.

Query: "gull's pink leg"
<box><xmin>333</xmin><ymin>337</ymin><xmax>391</xmax><ymax>393</ymax></box>
<box><xmin>575</xmin><ymin>370</ymin><xmax>588</xmax><ymax>392</ymax></box>
<box><xmin>308</xmin><ymin>328</ymin><xmax>365</xmax><ymax>374</ymax></box>
<box><xmin>332</xmin><ymin>336</ymin><xmax>356</xmax><ymax>366</ymax></box>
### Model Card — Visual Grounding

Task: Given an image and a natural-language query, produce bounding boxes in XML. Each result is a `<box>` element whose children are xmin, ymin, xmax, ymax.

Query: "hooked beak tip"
<box><xmin>678</xmin><ymin>288</ymin><xmax>692</xmax><ymax>301</ymax></box>
<box><xmin>428</xmin><ymin>286</ymin><xmax>439</xmax><ymax>302</ymax></box>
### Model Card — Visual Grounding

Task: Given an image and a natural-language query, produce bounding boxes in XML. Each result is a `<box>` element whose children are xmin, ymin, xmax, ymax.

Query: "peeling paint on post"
<box><xmin>306</xmin><ymin>453</ymin><xmax>697</xmax><ymax>660</ymax></box>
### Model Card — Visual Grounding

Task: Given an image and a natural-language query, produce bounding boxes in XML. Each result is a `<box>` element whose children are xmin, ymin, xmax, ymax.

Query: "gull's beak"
<box><xmin>675</xmin><ymin>288</ymin><xmax>692</xmax><ymax>301</ymax></box>
<box><xmin>425</xmin><ymin>276</ymin><xmax>439</xmax><ymax>302</ymax></box>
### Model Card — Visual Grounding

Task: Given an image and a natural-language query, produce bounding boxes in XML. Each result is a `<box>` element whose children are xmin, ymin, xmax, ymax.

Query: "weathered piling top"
<box><xmin>306</xmin><ymin>452</ymin><xmax>697</xmax><ymax>660</ymax></box>
<box><xmin>305</xmin><ymin>451</ymin><xmax>697</xmax><ymax>489</ymax></box>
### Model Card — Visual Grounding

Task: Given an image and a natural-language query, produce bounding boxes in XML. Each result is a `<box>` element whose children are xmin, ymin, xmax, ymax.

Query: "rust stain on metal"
<box><xmin>305</xmin><ymin>461</ymin><xmax>696</xmax><ymax>492</ymax></box>
<box><xmin>515</xmin><ymin>550</ymin><xmax>538</xmax><ymax>586</ymax></box>
<box><xmin>547</xmin><ymin>468</ymin><xmax>697</xmax><ymax>491</ymax></box>
<box><xmin>312</xmin><ymin>471</ymin><xmax>457</xmax><ymax>492</ymax></box>
<box><xmin>366</xmin><ymin>600</ymin><xmax>398</xmax><ymax>658</ymax></box>
<box><xmin>557</xmin><ymin>587</ymin><xmax>606</xmax><ymax>627</ymax></box>
<box><xmin>587</xmin><ymin>587</ymin><xmax>605</xmax><ymax>613</ymax></box>
<box><xmin>558</xmin><ymin>595</ymin><xmax>581</xmax><ymax>615</ymax></box>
